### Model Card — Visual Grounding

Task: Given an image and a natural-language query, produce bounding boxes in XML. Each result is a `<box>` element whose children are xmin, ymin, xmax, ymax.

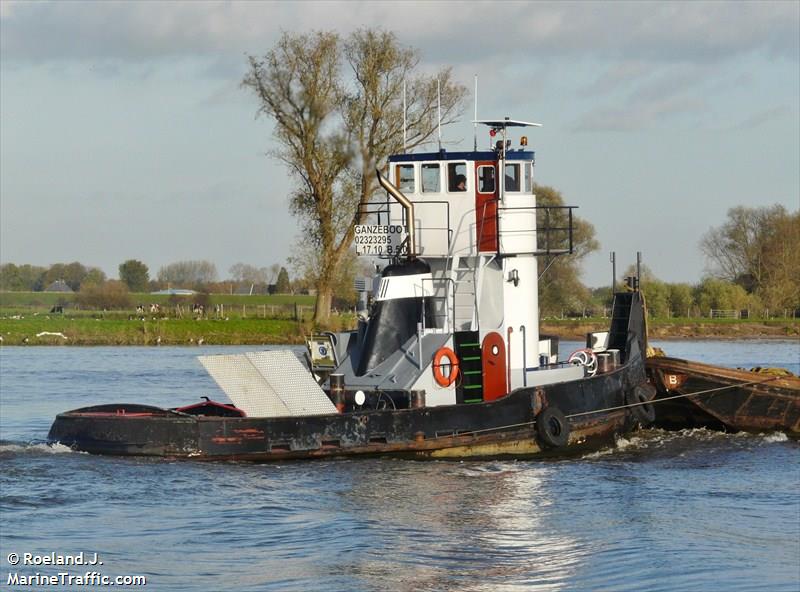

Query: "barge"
<box><xmin>647</xmin><ymin>356</ymin><xmax>800</xmax><ymax>436</ymax></box>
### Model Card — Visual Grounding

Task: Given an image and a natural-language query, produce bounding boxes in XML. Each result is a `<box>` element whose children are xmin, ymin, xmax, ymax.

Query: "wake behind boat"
<box><xmin>49</xmin><ymin>117</ymin><xmax>656</xmax><ymax>460</ymax></box>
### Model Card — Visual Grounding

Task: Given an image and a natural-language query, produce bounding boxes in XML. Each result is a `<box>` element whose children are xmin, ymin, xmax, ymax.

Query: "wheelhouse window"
<box><xmin>504</xmin><ymin>163</ymin><xmax>520</xmax><ymax>192</ymax></box>
<box><xmin>478</xmin><ymin>166</ymin><xmax>495</xmax><ymax>193</ymax></box>
<box><xmin>396</xmin><ymin>164</ymin><xmax>415</xmax><ymax>193</ymax></box>
<box><xmin>421</xmin><ymin>163</ymin><xmax>441</xmax><ymax>193</ymax></box>
<box><xmin>447</xmin><ymin>162</ymin><xmax>467</xmax><ymax>192</ymax></box>
<box><xmin>523</xmin><ymin>162</ymin><xmax>532</xmax><ymax>193</ymax></box>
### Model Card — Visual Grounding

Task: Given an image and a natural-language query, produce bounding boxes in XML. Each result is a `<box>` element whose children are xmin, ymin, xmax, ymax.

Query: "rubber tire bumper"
<box><xmin>536</xmin><ymin>406</ymin><xmax>570</xmax><ymax>448</ymax></box>
<box><xmin>626</xmin><ymin>385</ymin><xmax>656</xmax><ymax>425</ymax></box>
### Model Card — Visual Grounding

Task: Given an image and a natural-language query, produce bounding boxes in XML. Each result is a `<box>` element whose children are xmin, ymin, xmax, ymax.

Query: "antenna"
<box><xmin>637</xmin><ymin>252</ymin><xmax>642</xmax><ymax>288</ymax></box>
<box><xmin>437</xmin><ymin>78</ymin><xmax>442</xmax><ymax>151</ymax></box>
<box><xmin>402</xmin><ymin>80</ymin><xmax>407</xmax><ymax>153</ymax></box>
<box><xmin>610</xmin><ymin>251</ymin><xmax>616</xmax><ymax>293</ymax></box>
<box><xmin>473</xmin><ymin>75</ymin><xmax>478</xmax><ymax>151</ymax></box>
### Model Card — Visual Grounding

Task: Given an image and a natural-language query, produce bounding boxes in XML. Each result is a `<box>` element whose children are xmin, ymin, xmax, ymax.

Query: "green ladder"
<box><xmin>454</xmin><ymin>330</ymin><xmax>484</xmax><ymax>404</ymax></box>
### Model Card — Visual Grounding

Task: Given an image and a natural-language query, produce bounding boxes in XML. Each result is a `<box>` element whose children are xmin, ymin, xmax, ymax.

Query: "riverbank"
<box><xmin>0</xmin><ymin>316</ymin><xmax>310</xmax><ymax>346</ymax></box>
<box><xmin>540</xmin><ymin>318</ymin><xmax>800</xmax><ymax>341</ymax></box>
<box><xmin>0</xmin><ymin>315</ymin><xmax>797</xmax><ymax>345</ymax></box>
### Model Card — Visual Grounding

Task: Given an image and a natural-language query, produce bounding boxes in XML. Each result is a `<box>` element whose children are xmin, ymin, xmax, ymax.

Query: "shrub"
<box><xmin>76</xmin><ymin>281</ymin><xmax>132</xmax><ymax>310</ymax></box>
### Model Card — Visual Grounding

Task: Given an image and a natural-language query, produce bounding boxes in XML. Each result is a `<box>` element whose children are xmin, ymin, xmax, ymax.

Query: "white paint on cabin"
<box><xmin>372</xmin><ymin>119</ymin><xmax>571</xmax><ymax>395</ymax></box>
<box><xmin>374</xmin><ymin>272</ymin><xmax>433</xmax><ymax>301</ymax></box>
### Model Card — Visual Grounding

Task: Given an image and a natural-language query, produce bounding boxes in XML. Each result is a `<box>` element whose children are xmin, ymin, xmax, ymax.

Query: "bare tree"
<box><xmin>157</xmin><ymin>260</ymin><xmax>218</xmax><ymax>288</ymax></box>
<box><xmin>243</xmin><ymin>29</ymin><xmax>467</xmax><ymax>324</ymax></box>
<box><xmin>228</xmin><ymin>263</ymin><xmax>268</xmax><ymax>285</ymax></box>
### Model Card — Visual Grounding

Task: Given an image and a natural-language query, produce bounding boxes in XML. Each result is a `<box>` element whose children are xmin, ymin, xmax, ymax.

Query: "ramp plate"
<box><xmin>198</xmin><ymin>350</ymin><xmax>337</xmax><ymax>418</ymax></box>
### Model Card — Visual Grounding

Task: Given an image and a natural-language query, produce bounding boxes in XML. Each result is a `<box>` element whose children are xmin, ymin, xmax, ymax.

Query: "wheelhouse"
<box><xmin>385</xmin><ymin>147</ymin><xmax>537</xmax><ymax>257</ymax></box>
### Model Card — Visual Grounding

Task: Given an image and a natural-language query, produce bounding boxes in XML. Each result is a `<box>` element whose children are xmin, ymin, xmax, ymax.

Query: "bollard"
<box><xmin>410</xmin><ymin>390</ymin><xmax>426</xmax><ymax>409</ymax></box>
<box><xmin>330</xmin><ymin>373</ymin><xmax>345</xmax><ymax>413</ymax></box>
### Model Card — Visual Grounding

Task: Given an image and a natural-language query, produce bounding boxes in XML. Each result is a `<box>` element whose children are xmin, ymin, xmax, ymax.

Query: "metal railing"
<box><xmin>420</xmin><ymin>277</ymin><xmax>456</xmax><ymax>333</ymax></box>
<box><xmin>357</xmin><ymin>199</ymin><xmax>452</xmax><ymax>260</ymax></box>
<box><xmin>494</xmin><ymin>203</ymin><xmax>576</xmax><ymax>256</ymax></box>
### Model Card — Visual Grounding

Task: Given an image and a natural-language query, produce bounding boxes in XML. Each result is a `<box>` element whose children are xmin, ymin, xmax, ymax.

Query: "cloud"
<box><xmin>572</xmin><ymin>94</ymin><xmax>707</xmax><ymax>132</ymax></box>
<box><xmin>580</xmin><ymin>61</ymin><xmax>652</xmax><ymax>97</ymax></box>
<box><xmin>730</xmin><ymin>105</ymin><xmax>792</xmax><ymax>130</ymax></box>
<box><xmin>2</xmin><ymin>1</ymin><xmax>797</xmax><ymax>68</ymax></box>
<box><xmin>571</xmin><ymin>61</ymin><xmax>720</xmax><ymax>132</ymax></box>
<box><xmin>629</xmin><ymin>64</ymin><xmax>715</xmax><ymax>102</ymax></box>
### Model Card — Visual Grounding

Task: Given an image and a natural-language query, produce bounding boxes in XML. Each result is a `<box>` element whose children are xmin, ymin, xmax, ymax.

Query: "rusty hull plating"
<box><xmin>646</xmin><ymin>356</ymin><xmax>800</xmax><ymax>436</ymax></box>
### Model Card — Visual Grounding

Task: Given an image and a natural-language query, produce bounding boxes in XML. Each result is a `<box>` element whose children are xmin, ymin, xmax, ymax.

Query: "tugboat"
<box><xmin>49</xmin><ymin>118</ymin><xmax>654</xmax><ymax>460</ymax></box>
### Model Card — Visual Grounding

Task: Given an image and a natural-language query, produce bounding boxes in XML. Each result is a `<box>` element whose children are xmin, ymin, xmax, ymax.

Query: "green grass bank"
<box><xmin>0</xmin><ymin>291</ymin><xmax>797</xmax><ymax>345</ymax></box>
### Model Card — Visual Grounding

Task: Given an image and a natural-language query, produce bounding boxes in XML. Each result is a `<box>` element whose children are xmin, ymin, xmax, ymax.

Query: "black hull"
<box><xmin>646</xmin><ymin>356</ymin><xmax>800</xmax><ymax>436</ymax></box>
<box><xmin>49</xmin><ymin>292</ymin><xmax>652</xmax><ymax>461</ymax></box>
<box><xmin>48</xmin><ymin>359</ymin><xmax>644</xmax><ymax>460</ymax></box>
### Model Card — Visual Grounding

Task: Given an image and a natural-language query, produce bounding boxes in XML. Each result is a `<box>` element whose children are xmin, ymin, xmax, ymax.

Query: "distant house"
<box><xmin>45</xmin><ymin>280</ymin><xmax>73</xmax><ymax>293</ymax></box>
<box><xmin>150</xmin><ymin>289</ymin><xmax>197</xmax><ymax>296</ymax></box>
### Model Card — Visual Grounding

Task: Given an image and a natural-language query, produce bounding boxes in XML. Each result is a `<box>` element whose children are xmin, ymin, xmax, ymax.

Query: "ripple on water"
<box><xmin>1</xmin><ymin>344</ymin><xmax>798</xmax><ymax>592</ymax></box>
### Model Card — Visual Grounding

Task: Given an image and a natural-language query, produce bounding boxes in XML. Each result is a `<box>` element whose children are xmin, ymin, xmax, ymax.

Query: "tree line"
<box><xmin>3</xmin><ymin>202</ymin><xmax>796</xmax><ymax>318</ymax></box>
<box><xmin>540</xmin><ymin>204</ymin><xmax>799</xmax><ymax>319</ymax></box>
<box><xmin>0</xmin><ymin>260</ymin><xmax>294</xmax><ymax>296</ymax></box>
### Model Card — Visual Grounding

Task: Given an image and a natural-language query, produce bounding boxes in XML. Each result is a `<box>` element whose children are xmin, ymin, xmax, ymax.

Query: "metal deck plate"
<box><xmin>198</xmin><ymin>350</ymin><xmax>336</xmax><ymax>418</ymax></box>
<box><xmin>245</xmin><ymin>351</ymin><xmax>337</xmax><ymax>416</ymax></box>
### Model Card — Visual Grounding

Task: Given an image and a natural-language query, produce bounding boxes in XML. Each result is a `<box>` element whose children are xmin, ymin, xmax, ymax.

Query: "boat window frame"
<box><xmin>395</xmin><ymin>163</ymin><xmax>416</xmax><ymax>194</ymax></box>
<box><xmin>504</xmin><ymin>162</ymin><xmax>521</xmax><ymax>193</ymax></box>
<box><xmin>421</xmin><ymin>162</ymin><xmax>442</xmax><ymax>194</ymax></box>
<box><xmin>523</xmin><ymin>161</ymin><xmax>532</xmax><ymax>193</ymax></box>
<box><xmin>446</xmin><ymin>161</ymin><xmax>468</xmax><ymax>194</ymax></box>
<box><xmin>477</xmin><ymin>165</ymin><xmax>496</xmax><ymax>193</ymax></box>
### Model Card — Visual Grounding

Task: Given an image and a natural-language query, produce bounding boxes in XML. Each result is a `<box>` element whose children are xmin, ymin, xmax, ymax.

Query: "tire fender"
<box><xmin>626</xmin><ymin>384</ymin><xmax>656</xmax><ymax>425</ymax></box>
<box><xmin>536</xmin><ymin>406</ymin><xmax>570</xmax><ymax>448</ymax></box>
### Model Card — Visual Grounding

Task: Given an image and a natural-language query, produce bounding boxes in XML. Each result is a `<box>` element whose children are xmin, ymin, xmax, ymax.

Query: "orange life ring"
<box><xmin>432</xmin><ymin>347</ymin><xmax>459</xmax><ymax>387</ymax></box>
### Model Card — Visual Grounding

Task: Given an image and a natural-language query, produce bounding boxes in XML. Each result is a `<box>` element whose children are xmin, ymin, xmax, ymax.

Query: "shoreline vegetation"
<box><xmin>1</xmin><ymin>292</ymin><xmax>797</xmax><ymax>346</ymax></box>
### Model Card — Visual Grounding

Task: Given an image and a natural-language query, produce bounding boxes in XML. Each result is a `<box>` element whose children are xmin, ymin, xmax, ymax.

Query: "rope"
<box><xmin>423</xmin><ymin>375</ymin><xmax>781</xmax><ymax>440</ymax></box>
<box><xmin>565</xmin><ymin>375</ymin><xmax>781</xmax><ymax>419</ymax></box>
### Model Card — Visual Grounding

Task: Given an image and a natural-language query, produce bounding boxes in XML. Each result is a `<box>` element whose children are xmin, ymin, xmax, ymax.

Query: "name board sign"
<box><xmin>354</xmin><ymin>224</ymin><xmax>406</xmax><ymax>256</ymax></box>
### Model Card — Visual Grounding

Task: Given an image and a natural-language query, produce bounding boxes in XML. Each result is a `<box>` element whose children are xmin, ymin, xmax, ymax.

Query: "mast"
<box><xmin>437</xmin><ymin>78</ymin><xmax>442</xmax><ymax>151</ymax></box>
<box><xmin>473</xmin><ymin>75</ymin><xmax>478</xmax><ymax>151</ymax></box>
<box><xmin>402</xmin><ymin>80</ymin><xmax>407</xmax><ymax>153</ymax></box>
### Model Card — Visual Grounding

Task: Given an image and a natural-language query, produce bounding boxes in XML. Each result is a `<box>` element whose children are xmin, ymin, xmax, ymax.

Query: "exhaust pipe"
<box><xmin>376</xmin><ymin>169</ymin><xmax>416</xmax><ymax>257</ymax></box>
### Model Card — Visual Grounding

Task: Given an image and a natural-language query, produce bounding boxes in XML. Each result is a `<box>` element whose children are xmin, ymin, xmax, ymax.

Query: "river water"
<box><xmin>1</xmin><ymin>340</ymin><xmax>798</xmax><ymax>591</ymax></box>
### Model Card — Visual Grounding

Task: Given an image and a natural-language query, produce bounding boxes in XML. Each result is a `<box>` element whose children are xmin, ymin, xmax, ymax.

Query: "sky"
<box><xmin>1</xmin><ymin>0</ymin><xmax>798</xmax><ymax>287</ymax></box>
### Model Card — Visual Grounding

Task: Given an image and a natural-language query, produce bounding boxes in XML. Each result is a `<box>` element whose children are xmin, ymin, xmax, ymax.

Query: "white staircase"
<box><xmin>449</xmin><ymin>255</ymin><xmax>490</xmax><ymax>331</ymax></box>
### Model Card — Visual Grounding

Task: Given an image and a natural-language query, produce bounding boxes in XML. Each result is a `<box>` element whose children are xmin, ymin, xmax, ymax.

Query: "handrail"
<box><xmin>496</xmin><ymin>204</ymin><xmax>576</xmax><ymax>255</ymax></box>
<box><xmin>357</xmin><ymin>199</ymin><xmax>451</xmax><ymax>261</ymax></box>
